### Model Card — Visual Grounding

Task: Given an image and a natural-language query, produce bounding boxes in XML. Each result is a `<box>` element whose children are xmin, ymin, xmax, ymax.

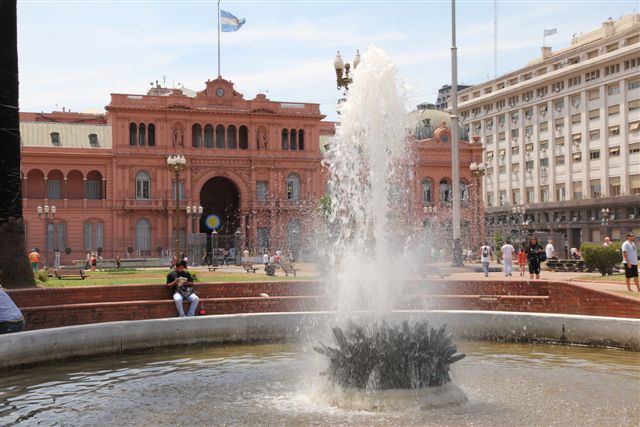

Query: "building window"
<box><xmin>608</xmin><ymin>105</ymin><xmax>620</xmax><ymax>116</ymax></box>
<box><xmin>135</xmin><ymin>218</ymin><xmax>152</xmax><ymax>255</ymax></box>
<box><xmin>50</xmin><ymin>132</ymin><xmax>61</xmax><ymax>146</ymax></box>
<box><xmin>588</xmin><ymin>89</ymin><xmax>599</xmax><ymax>100</ymax></box>
<box><xmin>556</xmin><ymin>155</ymin><xmax>565</xmax><ymax>165</ymax></box>
<box><xmin>589</xmin><ymin>150</ymin><xmax>600</xmax><ymax>160</ymax></box>
<box><xmin>86</xmin><ymin>179</ymin><xmax>102</xmax><ymax>199</ymax></box>
<box><xmin>512</xmin><ymin>189</ymin><xmax>520</xmax><ymax>205</ymax></box>
<box><xmin>571</xmin><ymin>114</ymin><xmax>581</xmax><ymax>125</ymax></box>
<box><xmin>540</xmin><ymin>158</ymin><xmax>549</xmax><ymax>167</ymax></box>
<box><xmin>96</xmin><ymin>222</ymin><xmax>104</xmax><ymax>249</ymax></box>
<box><xmin>554</xmin><ymin>99</ymin><xmax>564</xmax><ymax>112</ymax></box>
<box><xmin>630</xmin><ymin>174</ymin><xmax>640</xmax><ymax>195</ymax></box>
<box><xmin>203</xmin><ymin>124</ymin><xmax>213</xmax><ymax>148</ymax></box>
<box><xmin>440</xmin><ymin>134</ymin><xmax>449</xmax><ymax>142</ymax></box>
<box><xmin>129</xmin><ymin>123</ymin><xmax>137</xmax><ymax>146</ymax></box>
<box><xmin>460</xmin><ymin>181</ymin><xmax>469</xmax><ymax>203</ymax></box>
<box><xmin>554</xmin><ymin>118</ymin><xmax>564</xmax><ymax>132</ymax></box>
<box><xmin>148</xmin><ymin>124</ymin><xmax>155</xmax><ymax>147</ymax></box>
<box><xmin>610</xmin><ymin>177</ymin><xmax>621</xmax><ymax>197</ymax></box>
<box><xmin>499</xmin><ymin>190</ymin><xmax>507</xmax><ymax>206</ymax></box>
<box><xmin>590</xmin><ymin>179</ymin><xmax>601</xmax><ymax>198</ymax></box>
<box><xmin>609</xmin><ymin>146</ymin><xmax>620</xmax><ymax>157</ymax></box>
<box><xmin>172</xmin><ymin>180</ymin><xmax>185</xmax><ymax>200</ymax></box>
<box><xmin>556</xmin><ymin>184</ymin><xmax>566</xmax><ymax>201</ymax></box>
<box><xmin>289</xmin><ymin>129</ymin><xmax>297</xmax><ymax>150</ymax></box>
<box><xmin>257</xmin><ymin>227</ymin><xmax>270</xmax><ymax>250</ymax></box>
<box><xmin>282</xmin><ymin>129</ymin><xmax>289</xmax><ymax>150</ymax></box>
<box><xmin>525</xmin><ymin>160</ymin><xmax>534</xmax><ymax>171</ymax></box>
<box><xmin>526</xmin><ymin>187</ymin><xmax>535</xmax><ymax>204</ymax></box>
<box><xmin>286</xmin><ymin>173</ymin><xmax>301</xmax><ymax>200</ymax></box>
<box><xmin>135</xmin><ymin>171</ymin><xmax>151</xmax><ymax>200</ymax></box>
<box><xmin>629</xmin><ymin>78</ymin><xmax>640</xmax><ymax>90</ymax></box>
<box><xmin>298</xmin><ymin>129</ymin><xmax>305</xmax><ymax>150</ymax></box>
<box><xmin>608</xmin><ymin>125</ymin><xmax>620</xmax><ymax>137</ymax></box>
<box><xmin>46</xmin><ymin>179</ymin><xmax>61</xmax><ymax>199</ymax></box>
<box><xmin>539</xmin><ymin>121</ymin><xmax>548</xmax><ymax>132</ymax></box>
<box><xmin>216</xmin><ymin>125</ymin><xmax>225</xmax><ymax>149</ymax></box>
<box><xmin>629</xmin><ymin>143</ymin><xmax>640</xmax><ymax>154</ymax></box>
<box><xmin>239</xmin><ymin>125</ymin><xmax>249</xmax><ymax>150</ymax></box>
<box><xmin>511</xmin><ymin>146</ymin><xmax>519</xmax><ymax>155</ymax></box>
<box><xmin>588</xmin><ymin>109</ymin><xmax>599</xmax><ymax>120</ymax></box>
<box><xmin>192</xmin><ymin>124</ymin><xmax>203</xmax><ymax>148</ymax></box>
<box><xmin>256</xmin><ymin>181</ymin><xmax>268</xmax><ymax>201</ymax></box>
<box><xmin>88</xmin><ymin>133</ymin><xmax>99</xmax><ymax>147</ymax></box>
<box><xmin>629</xmin><ymin>100</ymin><xmax>640</xmax><ymax>112</ymax></box>
<box><xmin>540</xmin><ymin>186</ymin><xmax>549</xmax><ymax>203</ymax></box>
<box><xmin>138</xmin><ymin>123</ymin><xmax>146</xmax><ymax>146</ymax></box>
<box><xmin>84</xmin><ymin>222</ymin><xmax>93</xmax><ymax>250</ymax></box>
<box><xmin>422</xmin><ymin>179</ymin><xmax>432</xmax><ymax>204</ymax></box>
<box><xmin>585</xmin><ymin>69</ymin><xmax>600</xmax><ymax>82</ymax></box>
<box><xmin>589</xmin><ymin>129</ymin><xmax>600</xmax><ymax>141</ymax></box>
<box><xmin>555</xmin><ymin>136</ymin><xmax>565</xmax><ymax>147</ymax></box>
<box><xmin>629</xmin><ymin>121</ymin><xmax>640</xmax><ymax>134</ymax></box>
<box><xmin>439</xmin><ymin>179</ymin><xmax>451</xmax><ymax>203</ymax></box>
<box><xmin>607</xmin><ymin>83</ymin><xmax>620</xmax><ymax>95</ymax></box>
<box><xmin>486</xmin><ymin>192</ymin><xmax>493</xmax><ymax>207</ymax></box>
<box><xmin>227</xmin><ymin>125</ymin><xmax>237</xmax><ymax>149</ymax></box>
<box><xmin>572</xmin><ymin>152</ymin><xmax>582</xmax><ymax>163</ymax></box>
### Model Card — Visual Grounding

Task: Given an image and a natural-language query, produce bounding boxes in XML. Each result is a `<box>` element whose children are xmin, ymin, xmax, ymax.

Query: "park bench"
<box><xmin>242</xmin><ymin>263</ymin><xmax>258</xmax><ymax>273</ymax></box>
<box><xmin>207</xmin><ymin>266</ymin><xmax>219</xmax><ymax>272</ymax></box>
<box><xmin>53</xmin><ymin>268</ymin><xmax>88</xmax><ymax>280</ymax></box>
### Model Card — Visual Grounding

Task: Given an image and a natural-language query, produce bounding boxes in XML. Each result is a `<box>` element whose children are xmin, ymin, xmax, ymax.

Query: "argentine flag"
<box><xmin>221</xmin><ymin>10</ymin><xmax>246</xmax><ymax>32</ymax></box>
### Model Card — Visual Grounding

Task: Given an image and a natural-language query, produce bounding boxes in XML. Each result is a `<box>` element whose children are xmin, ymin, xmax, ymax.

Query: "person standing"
<box><xmin>115</xmin><ymin>254</ymin><xmax>121</xmax><ymax>269</ymax></box>
<box><xmin>525</xmin><ymin>236</ymin><xmax>545</xmax><ymax>280</ymax></box>
<box><xmin>480</xmin><ymin>242</ymin><xmax>492</xmax><ymax>277</ymax></box>
<box><xmin>603</xmin><ymin>236</ymin><xmax>611</xmax><ymax>247</ymax></box>
<box><xmin>545</xmin><ymin>239</ymin><xmax>557</xmax><ymax>260</ymax></box>
<box><xmin>621</xmin><ymin>232</ymin><xmax>639</xmax><ymax>292</ymax></box>
<box><xmin>501</xmin><ymin>239</ymin><xmax>515</xmax><ymax>277</ymax></box>
<box><xmin>0</xmin><ymin>286</ymin><xmax>25</xmax><ymax>334</ymax></box>
<box><xmin>165</xmin><ymin>260</ymin><xmax>200</xmax><ymax>317</ymax></box>
<box><xmin>28</xmin><ymin>249</ymin><xmax>40</xmax><ymax>274</ymax></box>
<box><xmin>90</xmin><ymin>252</ymin><xmax>97</xmax><ymax>272</ymax></box>
<box><xmin>517</xmin><ymin>248</ymin><xmax>527</xmax><ymax>276</ymax></box>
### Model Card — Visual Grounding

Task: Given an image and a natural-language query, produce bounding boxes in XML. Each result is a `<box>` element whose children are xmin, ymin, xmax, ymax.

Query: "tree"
<box><xmin>0</xmin><ymin>0</ymin><xmax>35</xmax><ymax>288</ymax></box>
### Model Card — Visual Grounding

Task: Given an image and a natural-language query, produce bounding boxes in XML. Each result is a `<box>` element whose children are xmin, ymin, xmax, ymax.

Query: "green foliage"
<box><xmin>319</xmin><ymin>194</ymin><xmax>332</xmax><ymax>218</ymax></box>
<box><xmin>190</xmin><ymin>270</ymin><xmax>200</xmax><ymax>282</ymax></box>
<box><xmin>36</xmin><ymin>268</ymin><xmax>50</xmax><ymax>283</ymax></box>
<box><xmin>581</xmin><ymin>242</ymin><xmax>621</xmax><ymax>276</ymax></box>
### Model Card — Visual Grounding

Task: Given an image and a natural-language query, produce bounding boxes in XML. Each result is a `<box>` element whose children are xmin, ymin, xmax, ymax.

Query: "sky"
<box><xmin>17</xmin><ymin>0</ymin><xmax>639</xmax><ymax>120</ymax></box>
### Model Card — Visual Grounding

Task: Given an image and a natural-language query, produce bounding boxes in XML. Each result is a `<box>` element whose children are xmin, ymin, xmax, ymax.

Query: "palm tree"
<box><xmin>0</xmin><ymin>0</ymin><xmax>35</xmax><ymax>288</ymax></box>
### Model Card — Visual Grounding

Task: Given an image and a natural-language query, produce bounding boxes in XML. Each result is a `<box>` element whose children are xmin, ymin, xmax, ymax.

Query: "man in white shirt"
<box><xmin>501</xmin><ymin>239</ymin><xmax>515</xmax><ymax>277</ymax></box>
<box><xmin>480</xmin><ymin>242</ymin><xmax>492</xmax><ymax>277</ymax></box>
<box><xmin>621</xmin><ymin>232</ymin><xmax>639</xmax><ymax>292</ymax></box>
<box><xmin>545</xmin><ymin>240</ymin><xmax>557</xmax><ymax>260</ymax></box>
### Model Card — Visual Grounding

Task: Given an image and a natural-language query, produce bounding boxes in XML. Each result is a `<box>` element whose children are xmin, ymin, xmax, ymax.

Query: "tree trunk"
<box><xmin>0</xmin><ymin>0</ymin><xmax>35</xmax><ymax>288</ymax></box>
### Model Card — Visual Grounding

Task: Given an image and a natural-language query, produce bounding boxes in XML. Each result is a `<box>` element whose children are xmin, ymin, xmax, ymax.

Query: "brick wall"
<box><xmin>7</xmin><ymin>279</ymin><xmax>639</xmax><ymax>331</ymax></box>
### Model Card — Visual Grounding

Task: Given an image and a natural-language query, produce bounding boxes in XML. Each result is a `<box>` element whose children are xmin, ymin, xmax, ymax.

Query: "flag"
<box><xmin>544</xmin><ymin>28</ymin><xmax>557</xmax><ymax>37</ymax></box>
<box><xmin>220</xmin><ymin>10</ymin><xmax>245</xmax><ymax>32</ymax></box>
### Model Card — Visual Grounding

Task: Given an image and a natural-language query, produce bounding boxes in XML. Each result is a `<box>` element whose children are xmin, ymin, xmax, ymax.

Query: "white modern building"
<box><xmin>458</xmin><ymin>14</ymin><xmax>640</xmax><ymax>252</ymax></box>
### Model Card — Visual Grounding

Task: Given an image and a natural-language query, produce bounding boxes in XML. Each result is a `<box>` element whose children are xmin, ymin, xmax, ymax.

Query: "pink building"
<box><xmin>21</xmin><ymin>77</ymin><xmax>329</xmax><ymax>264</ymax></box>
<box><xmin>20</xmin><ymin>79</ymin><xmax>483</xmax><ymax>266</ymax></box>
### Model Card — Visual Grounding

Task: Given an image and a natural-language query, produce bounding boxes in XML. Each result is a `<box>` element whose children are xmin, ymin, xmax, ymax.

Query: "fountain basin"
<box><xmin>2</xmin><ymin>310</ymin><xmax>639</xmax><ymax>370</ymax></box>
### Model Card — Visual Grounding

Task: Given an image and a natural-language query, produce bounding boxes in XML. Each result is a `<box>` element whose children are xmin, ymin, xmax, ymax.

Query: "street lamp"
<box><xmin>234</xmin><ymin>229</ymin><xmax>242</xmax><ymax>266</ymax></box>
<box><xmin>186</xmin><ymin>205</ymin><xmax>203</xmax><ymax>266</ymax></box>
<box><xmin>469</xmin><ymin>161</ymin><xmax>486</xmax><ymax>248</ymax></box>
<box><xmin>512</xmin><ymin>205</ymin><xmax>527</xmax><ymax>246</ymax></box>
<box><xmin>37</xmin><ymin>204</ymin><xmax>56</xmax><ymax>268</ymax></box>
<box><xmin>167</xmin><ymin>155</ymin><xmax>187</xmax><ymax>259</ymax></box>
<box><xmin>601</xmin><ymin>207</ymin><xmax>610</xmax><ymax>238</ymax></box>
<box><xmin>334</xmin><ymin>50</ymin><xmax>360</xmax><ymax>91</ymax></box>
<box><xmin>211</xmin><ymin>229</ymin><xmax>218</xmax><ymax>266</ymax></box>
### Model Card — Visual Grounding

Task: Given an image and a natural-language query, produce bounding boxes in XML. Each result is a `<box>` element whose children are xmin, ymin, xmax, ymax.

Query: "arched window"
<box><xmin>50</xmin><ymin>132</ymin><xmax>61</xmax><ymax>146</ymax></box>
<box><xmin>239</xmin><ymin>125</ymin><xmax>248</xmax><ymax>149</ymax></box>
<box><xmin>129</xmin><ymin>123</ymin><xmax>137</xmax><ymax>146</ymax></box>
<box><xmin>460</xmin><ymin>180</ymin><xmax>470</xmax><ymax>204</ymax></box>
<box><xmin>282</xmin><ymin>129</ymin><xmax>289</xmax><ymax>150</ymax></box>
<box><xmin>439</xmin><ymin>179</ymin><xmax>451</xmax><ymax>203</ymax></box>
<box><xmin>138</xmin><ymin>123</ymin><xmax>146</xmax><ymax>146</ymax></box>
<box><xmin>298</xmin><ymin>129</ymin><xmax>305</xmax><ymax>150</ymax></box>
<box><xmin>286</xmin><ymin>173</ymin><xmax>301</xmax><ymax>200</ymax></box>
<box><xmin>290</xmin><ymin>129</ymin><xmax>297</xmax><ymax>150</ymax></box>
<box><xmin>422</xmin><ymin>179</ymin><xmax>432</xmax><ymax>204</ymax></box>
<box><xmin>86</xmin><ymin>170</ymin><xmax>103</xmax><ymax>199</ymax></box>
<box><xmin>204</xmin><ymin>124</ymin><xmax>214</xmax><ymax>148</ymax></box>
<box><xmin>216</xmin><ymin>125</ymin><xmax>225</xmax><ymax>149</ymax></box>
<box><xmin>192</xmin><ymin>124</ymin><xmax>202</xmax><ymax>148</ymax></box>
<box><xmin>135</xmin><ymin>171</ymin><xmax>151</xmax><ymax>200</ymax></box>
<box><xmin>135</xmin><ymin>218</ymin><xmax>152</xmax><ymax>255</ymax></box>
<box><xmin>148</xmin><ymin>124</ymin><xmax>156</xmax><ymax>147</ymax></box>
<box><xmin>227</xmin><ymin>125</ymin><xmax>237</xmax><ymax>149</ymax></box>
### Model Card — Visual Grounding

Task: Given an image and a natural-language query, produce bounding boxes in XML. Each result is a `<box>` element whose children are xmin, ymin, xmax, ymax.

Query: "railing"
<box><xmin>123</xmin><ymin>199</ymin><xmax>165</xmax><ymax>209</ymax></box>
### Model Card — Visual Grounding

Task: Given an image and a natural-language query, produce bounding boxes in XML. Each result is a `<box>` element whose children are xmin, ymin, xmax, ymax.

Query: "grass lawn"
<box><xmin>38</xmin><ymin>268</ymin><xmax>306</xmax><ymax>288</ymax></box>
<box><xmin>611</xmin><ymin>290</ymin><xmax>640</xmax><ymax>299</ymax></box>
<box><xmin>574</xmin><ymin>274</ymin><xmax>627</xmax><ymax>283</ymax></box>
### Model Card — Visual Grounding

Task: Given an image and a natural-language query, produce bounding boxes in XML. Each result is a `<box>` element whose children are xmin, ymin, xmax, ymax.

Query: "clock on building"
<box><xmin>216</xmin><ymin>88</ymin><xmax>225</xmax><ymax>97</ymax></box>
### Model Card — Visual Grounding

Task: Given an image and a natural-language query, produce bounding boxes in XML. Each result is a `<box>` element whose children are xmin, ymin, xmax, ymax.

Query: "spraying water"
<box><xmin>324</xmin><ymin>45</ymin><xmax>411</xmax><ymax>314</ymax></box>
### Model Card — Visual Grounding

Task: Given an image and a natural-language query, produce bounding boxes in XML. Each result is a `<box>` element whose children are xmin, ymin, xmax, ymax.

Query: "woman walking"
<box><xmin>525</xmin><ymin>236</ymin><xmax>545</xmax><ymax>280</ymax></box>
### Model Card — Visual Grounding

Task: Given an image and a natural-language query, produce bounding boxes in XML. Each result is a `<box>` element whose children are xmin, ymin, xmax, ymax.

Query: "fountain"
<box><xmin>1</xmin><ymin>46</ymin><xmax>639</xmax><ymax>426</ymax></box>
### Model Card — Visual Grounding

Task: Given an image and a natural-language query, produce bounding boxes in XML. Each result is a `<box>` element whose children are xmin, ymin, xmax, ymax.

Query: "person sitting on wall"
<box><xmin>0</xmin><ymin>285</ymin><xmax>25</xmax><ymax>334</ymax></box>
<box><xmin>165</xmin><ymin>260</ymin><xmax>200</xmax><ymax>317</ymax></box>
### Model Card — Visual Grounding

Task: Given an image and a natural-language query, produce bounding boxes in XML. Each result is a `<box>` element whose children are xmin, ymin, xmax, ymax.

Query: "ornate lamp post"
<box><xmin>186</xmin><ymin>205</ymin><xmax>203</xmax><ymax>266</ymax></box>
<box><xmin>37</xmin><ymin>204</ymin><xmax>56</xmax><ymax>268</ymax></box>
<box><xmin>469</xmin><ymin>161</ymin><xmax>486</xmax><ymax>248</ymax></box>
<box><xmin>512</xmin><ymin>205</ymin><xmax>527</xmax><ymax>247</ymax></box>
<box><xmin>601</xmin><ymin>207</ymin><xmax>610</xmax><ymax>238</ymax></box>
<box><xmin>167</xmin><ymin>155</ymin><xmax>186</xmax><ymax>259</ymax></box>
<box><xmin>334</xmin><ymin>50</ymin><xmax>360</xmax><ymax>91</ymax></box>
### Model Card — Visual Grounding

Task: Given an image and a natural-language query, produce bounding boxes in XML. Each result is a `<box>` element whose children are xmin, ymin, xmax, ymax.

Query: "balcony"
<box><xmin>123</xmin><ymin>199</ymin><xmax>165</xmax><ymax>210</ymax></box>
<box><xmin>22</xmin><ymin>198</ymin><xmax>107</xmax><ymax>209</ymax></box>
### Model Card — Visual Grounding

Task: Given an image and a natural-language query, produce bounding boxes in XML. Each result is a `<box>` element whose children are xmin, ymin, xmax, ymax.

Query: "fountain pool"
<box><xmin>1</xmin><ymin>340</ymin><xmax>638</xmax><ymax>426</ymax></box>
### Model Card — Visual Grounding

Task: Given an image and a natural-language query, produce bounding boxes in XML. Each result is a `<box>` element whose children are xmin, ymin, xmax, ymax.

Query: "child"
<box><xmin>517</xmin><ymin>249</ymin><xmax>527</xmax><ymax>276</ymax></box>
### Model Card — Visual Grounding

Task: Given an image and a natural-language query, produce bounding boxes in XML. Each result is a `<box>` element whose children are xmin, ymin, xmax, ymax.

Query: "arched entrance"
<box><xmin>199</xmin><ymin>177</ymin><xmax>240</xmax><ymax>234</ymax></box>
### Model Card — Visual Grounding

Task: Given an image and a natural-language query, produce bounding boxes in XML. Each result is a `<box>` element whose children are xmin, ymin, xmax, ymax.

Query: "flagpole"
<box><xmin>217</xmin><ymin>0</ymin><xmax>221</xmax><ymax>77</ymax></box>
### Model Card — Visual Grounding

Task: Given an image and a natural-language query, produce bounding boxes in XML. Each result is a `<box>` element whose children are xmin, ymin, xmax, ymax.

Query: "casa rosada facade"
<box><xmin>20</xmin><ymin>77</ymin><xmax>484</xmax><ymax>264</ymax></box>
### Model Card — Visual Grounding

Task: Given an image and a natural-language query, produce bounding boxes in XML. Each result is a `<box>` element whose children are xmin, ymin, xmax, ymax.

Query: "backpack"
<box><xmin>482</xmin><ymin>247</ymin><xmax>489</xmax><ymax>257</ymax></box>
